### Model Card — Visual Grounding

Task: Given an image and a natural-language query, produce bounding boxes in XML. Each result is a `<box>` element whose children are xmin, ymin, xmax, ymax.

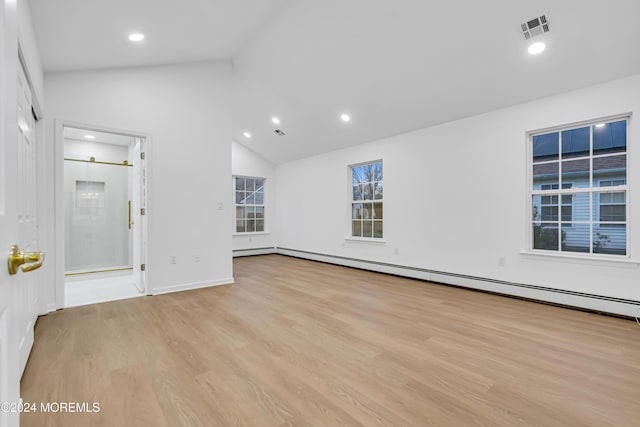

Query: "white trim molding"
<box><xmin>150</xmin><ymin>278</ymin><xmax>234</xmax><ymax>296</ymax></box>
<box><xmin>233</xmin><ymin>247</ymin><xmax>276</xmax><ymax>257</ymax></box>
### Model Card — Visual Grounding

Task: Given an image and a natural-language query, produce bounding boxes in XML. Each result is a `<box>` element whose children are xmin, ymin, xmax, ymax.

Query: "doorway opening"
<box><xmin>62</xmin><ymin>126</ymin><xmax>146</xmax><ymax>307</ymax></box>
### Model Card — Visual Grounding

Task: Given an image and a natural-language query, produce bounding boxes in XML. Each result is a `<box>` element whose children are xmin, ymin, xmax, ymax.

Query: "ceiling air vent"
<box><xmin>521</xmin><ymin>15</ymin><xmax>549</xmax><ymax>40</ymax></box>
<box><xmin>274</xmin><ymin>129</ymin><xmax>285</xmax><ymax>136</ymax></box>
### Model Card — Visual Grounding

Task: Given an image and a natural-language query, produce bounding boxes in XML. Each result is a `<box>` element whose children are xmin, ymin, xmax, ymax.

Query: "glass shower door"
<box><xmin>64</xmin><ymin>160</ymin><xmax>132</xmax><ymax>273</ymax></box>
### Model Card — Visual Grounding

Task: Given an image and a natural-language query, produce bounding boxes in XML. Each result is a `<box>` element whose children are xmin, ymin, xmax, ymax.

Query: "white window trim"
<box><xmin>519</xmin><ymin>250</ymin><xmax>640</xmax><ymax>266</ymax></box>
<box><xmin>348</xmin><ymin>159</ymin><xmax>384</xmax><ymax>240</ymax></box>
<box><xmin>526</xmin><ymin>114</ymin><xmax>631</xmax><ymax>258</ymax></box>
<box><xmin>344</xmin><ymin>236</ymin><xmax>387</xmax><ymax>243</ymax></box>
<box><xmin>233</xmin><ymin>175</ymin><xmax>266</xmax><ymax>234</ymax></box>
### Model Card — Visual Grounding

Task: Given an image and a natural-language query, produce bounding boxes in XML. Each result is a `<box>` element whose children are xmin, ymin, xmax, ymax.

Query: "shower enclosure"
<box><xmin>63</xmin><ymin>128</ymin><xmax>134</xmax><ymax>274</ymax></box>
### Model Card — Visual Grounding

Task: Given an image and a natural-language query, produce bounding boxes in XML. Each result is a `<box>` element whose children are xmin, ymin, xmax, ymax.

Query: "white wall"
<box><xmin>44</xmin><ymin>61</ymin><xmax>233</xmax><ymax>302</ymax></box>
<box><xmin>275</xmin><ymin>73</ymin><xmax>640</xmax><ymax>317</ymax></box>
<box><xmin>231</xmin><ymin>140</ymin><xmax>277</xmax><ymax>255</ymax></box>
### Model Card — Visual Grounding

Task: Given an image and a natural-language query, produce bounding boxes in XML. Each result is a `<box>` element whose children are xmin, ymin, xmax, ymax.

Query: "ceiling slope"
<box><xmin>232</xmin><ymin>0</ymin><xmax>640</xmax><ymax>163</ymax></box>
<box><xmin>30</xmin><ymin>0</ymin><xmax>288</xmax><ymax>71</ymax></box>
<box><xmin>28</xmin><ymin>0</ymin><xmax>640</xmax><ymax>164</ymax></box>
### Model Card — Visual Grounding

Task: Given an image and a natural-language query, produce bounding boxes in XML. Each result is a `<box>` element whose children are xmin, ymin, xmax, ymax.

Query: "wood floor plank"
<box><xmin>109</xmin><ymin>364</ymin><xmax>168</xmax><ymax>427</ymax></box>
<box><xmin>20</xmin><ymin>254</ymin><xmax>640</xmax><ymax>426</ymax></box>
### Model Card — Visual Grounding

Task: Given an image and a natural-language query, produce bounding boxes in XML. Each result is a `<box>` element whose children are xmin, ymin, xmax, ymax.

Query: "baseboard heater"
<box><xmin>275</xmin><ymin>247</ymin><xmax>639</xmax><ymax>319</ymax></box>
<box><xmin>233</xmin><ymin>247</ymin><xmax>276</xmax><ymax>257</ymax></box>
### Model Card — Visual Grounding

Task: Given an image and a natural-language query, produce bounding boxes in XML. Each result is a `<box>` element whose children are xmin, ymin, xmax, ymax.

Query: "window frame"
<box><xmin>598</xmin><ymin>179</ymin><xmax>626</xmax><ymax>226</ymax></box>
<box><xmin>540</xmin><ymin>183</ymin><xmax>573</xmax><ymax>223</ymax></box>
<box><xmin>348</xmin><ymin>160</ymin><xmax>384</xmax><ymax>240</ymax></box>
<box><xmin>528</xmin><ymin>114</ymin><xmax>630</xmax><ymax>258</ymax></box>
<box><xmin>233</xmin><ymin>175</ymin><xmax>266</xmax><ymax>234</ymax></box>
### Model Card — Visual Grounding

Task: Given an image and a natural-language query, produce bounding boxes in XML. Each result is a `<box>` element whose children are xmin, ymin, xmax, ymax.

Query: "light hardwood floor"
<box><xmin>21</xmin><ymin>254</ymin><xmax>640</xmax><ymax>426</ymax></box>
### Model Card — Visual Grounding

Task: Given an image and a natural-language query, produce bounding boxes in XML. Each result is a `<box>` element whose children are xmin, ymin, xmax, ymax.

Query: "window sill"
<box><xmin>344</xmin><ymin>236</ymin><xmax>387</xmax><ymax>244</ymax></box>
<box><xmin>233</xmin><ymin>232</ymin><xmax>270</xmax><ymax>237</ymax></box>
<box><xmin>520</xmin><ymin>250</ymin><xmax>640</xmax><ymax>267</ymax></box>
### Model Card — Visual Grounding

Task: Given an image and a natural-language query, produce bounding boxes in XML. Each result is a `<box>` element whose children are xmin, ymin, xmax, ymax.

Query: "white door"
<box><xmin>0</xmin><ymin>60</ymin><xmax>42</xmax><ymax>427</ymax></box>
<box><xmin>15</xmin><ymin>61</ymin><xmax>40</xmax><ymax>375</ymax></box>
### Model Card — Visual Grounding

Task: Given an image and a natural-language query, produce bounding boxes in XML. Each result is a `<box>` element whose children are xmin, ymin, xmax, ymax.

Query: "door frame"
<box><xmin>53</xmin><ymin>120</ymin><xmax>150</xmax><ymax>309</ymax></box>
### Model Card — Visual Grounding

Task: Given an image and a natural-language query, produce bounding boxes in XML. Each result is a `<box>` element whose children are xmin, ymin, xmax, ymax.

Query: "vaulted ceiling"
<box><xmin>30</xmin><ymin>0</ymin><xmax>640</xmax><ymax>164</ymax></box>
<box><xmin>30</xmin><ymin>0</ymin><xmax>286</xmax><ymax>71</ymax></box>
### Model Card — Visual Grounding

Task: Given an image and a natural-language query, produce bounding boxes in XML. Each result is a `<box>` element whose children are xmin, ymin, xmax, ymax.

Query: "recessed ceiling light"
<box><xmin>595</xmin><ymin>123</ymin><xmax>605</xmax><ymax>128</ymax></box>
<box><xmin>271</xmin><ymin>117</ymin><xmax>280</xmax><ymax>125</ymax></box>
<box><xmin>528</xmin><ymin>41</ymin><xmax>546</xmax><ymax>55</ymax></box>
<box><xmin>340</xmin><ymin>114</ymin><xmax>351</xmax><ymax>122</ymax></box>
<box><xmin>243</xmin><ymin>132</ymin><xmax>252</xmax><ymax>138</ymax></box>
<box><xmin>84</xmin><ymin>135</ymin><xmax>96</xmax><ymax>140</ymax></box>
<box><xmin>128</xmin><ymin>33</ymin><xmax>145</xmax><ymax>42</ymax></box>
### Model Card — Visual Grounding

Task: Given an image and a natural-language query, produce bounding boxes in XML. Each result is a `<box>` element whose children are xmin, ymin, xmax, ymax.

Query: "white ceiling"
<box><xmin>30</xmin><ymin>0</ymin><xmax>640</xmax><ymax>164</ymax></box>
<box><xmin>30</xmin><ymin>0</ymin><xmax>287</xmax><ymax>71</ymax></box>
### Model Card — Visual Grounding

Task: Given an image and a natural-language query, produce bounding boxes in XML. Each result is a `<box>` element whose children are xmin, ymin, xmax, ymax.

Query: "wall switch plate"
<box><xmin>170</xmin><ymin>255</ymin><xmax>177</xmax><ymax>264</ymax></box>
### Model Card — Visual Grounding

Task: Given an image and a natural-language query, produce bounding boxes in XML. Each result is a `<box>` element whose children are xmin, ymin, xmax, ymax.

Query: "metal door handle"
<box><xmin>128</xmin><ymin>200</ymin><xmax>133</xmax><ymax>229</ymax></box>
<box><xmin>8</xmin><ymin>244</ymin><xmax>45</xmax><ymax>275</ymax></box>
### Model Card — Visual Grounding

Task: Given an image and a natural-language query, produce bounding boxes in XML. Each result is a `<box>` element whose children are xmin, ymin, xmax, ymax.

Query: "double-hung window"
<box><xmin>530</xmin><ymin>117</ymin><xmax>628</xmax><ymax>256</ymax></box>
<box><xmin>540</xmin><ymin>183</ymin><xmax>573</xmax><ymax>222</ymax></box>
<box><xmin>599</xmin><ymin>179</ymin><xmax>626</xmax><ymax>226</ymax></box>
<box><xmin>350</xmin><ymin>161</ymin><xmax>383</xmax><ymax>238</ymax></box>
<box><xmin>234</xmin><ymin>176</ymin><xmax>265</xmax><ymax>233</ymax></box>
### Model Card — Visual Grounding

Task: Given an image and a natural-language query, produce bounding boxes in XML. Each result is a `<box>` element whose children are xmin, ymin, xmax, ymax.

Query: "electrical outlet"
<box><xmin>394</xmin><ymin>247</ymin><xmax>399</xmax><ymax>255</ymax></box>
<box><xmin>217</xmin><ymin>202</ymin><xmax>224</xmax><ymax>210</ymax></box>
<box><xmin>170</xmin><ymin>255</ymin><xmax>177</xmax><ymax>264</ymax></box>
<box><xmin>194</xmin><ymin>255</ymin><xmax>200</xmax><ymax>263</ymax></box>
<box><xmin>498</xmin><ymin>257</ymin><xmax>505</xmax><ymax>267</ymax></box>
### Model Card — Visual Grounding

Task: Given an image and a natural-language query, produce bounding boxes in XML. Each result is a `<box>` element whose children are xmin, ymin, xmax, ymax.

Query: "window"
<box><xmin>531</xmin><ymin>118</ymin><xmax>628</xmax><ymax>256</ymax></box>
<box><xmin>599</xmin><ymin>179</ymin><xmax>626</xmax><ymax>226</ymax></box>
<box><xmin>234</xmin><ymin>176</ymin><xmax>265</xmax><ymax>233</ymax></box>
<box><xmin>540</xmin><ymin>183</ymin><xmax>572</xmax><ymax>222</ymax></box>
<box><xmin>351</xmin><ymin>161</ymin><xmax>383</xmax><ymax>238</ymax></box>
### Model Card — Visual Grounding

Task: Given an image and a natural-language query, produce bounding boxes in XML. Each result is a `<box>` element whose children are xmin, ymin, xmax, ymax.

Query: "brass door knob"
<box><xmin>8</xmin><ymin>244</ymin><xmax>45</xmax><ymax>275</ymax></box>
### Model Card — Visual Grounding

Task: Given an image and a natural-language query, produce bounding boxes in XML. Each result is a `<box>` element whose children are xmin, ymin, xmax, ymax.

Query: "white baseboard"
<box><xmin>276</xmin><ymin>247</ymin><xmax>640</xmax><ymax>318</ymax></box>
<box><xmin>276</xmin><ymin>248</ymin><xmax>432</xmax><ymax>281</ymax></box>
<box><xmin>233</xmin><ymin>247</ymin><xmax>276</xmax><ymax>257</ymax></box>
<box><xmin>150</xmin><ymin>277</ymin><xmax>234</xmax><ymax>295</ymax></box>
